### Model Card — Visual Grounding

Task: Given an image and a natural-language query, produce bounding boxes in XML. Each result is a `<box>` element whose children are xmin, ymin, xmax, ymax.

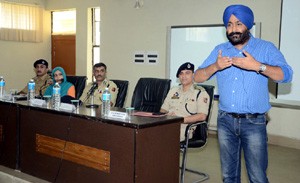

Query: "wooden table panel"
<box><xmin>0</xmin><ymin>102</ymin><xmax>183</xmax><ymax>183</ymax></box>
<box><xmin>0</xmin><ymin>102</ymin><xmax>18</xmax><ymax>169</ymax></box>
<box><xmin>135</xmin><ymin>123</ymin><xmax>180</xmax><ymax>183</ymax></box>
<box><xmin>20</xmin><ymin>109</ymin><xmax>137</xmax><ymax>183</ymax></box>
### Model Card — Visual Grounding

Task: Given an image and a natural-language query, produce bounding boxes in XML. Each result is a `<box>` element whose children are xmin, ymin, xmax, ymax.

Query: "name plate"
<box><xmin>0</xmin><ymin>94</ymin><xmax>14</xmax><ymax>102</ymax></box>
<box><xmin>31</xmin><ymin>99</ymin><xmax>46</xmax><ymax>107</ymax></box>
<box><xmin>108</xmin><ymin>111</ymin><xmax>127</xmax><ymax>120</ymax></box>
<box><xmin>60</xmin><ymin>103</ymin><xmax>76</xmax><ymax>112</ymax></box>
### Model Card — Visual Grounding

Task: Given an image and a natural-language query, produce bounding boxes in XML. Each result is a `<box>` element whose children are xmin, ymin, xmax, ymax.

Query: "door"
<box><xmin>51</xmin><ymin>35</ymin><xmax>76</xmax><ymax>75</ymax></box>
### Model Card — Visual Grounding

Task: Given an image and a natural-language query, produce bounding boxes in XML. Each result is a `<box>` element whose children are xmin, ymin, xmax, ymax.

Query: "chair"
<box><xmin>111</xmin><ymin>79</ymin><xmax>129</xmax><ymax>108</ymax></box>
<box><xmin>66</xmin><ymin>76</ymin><xmax>88</xmax><ymax>99</ymax></box>
<box><xmin>131</xmin><ymin>77</ymin><xmax>171</xmax><ymax>112</ymax></box>
<box><xmin>180</xmin><ymin>84</ymin><xmax>214</xmax><ymax>183</ymax></box>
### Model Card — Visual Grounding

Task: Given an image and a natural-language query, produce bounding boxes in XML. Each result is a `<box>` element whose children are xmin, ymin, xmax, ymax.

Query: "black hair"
<box><xmin>93</xmin><ymin>63</ymin><xmax>107</xmax><ymax>70</ymax></box>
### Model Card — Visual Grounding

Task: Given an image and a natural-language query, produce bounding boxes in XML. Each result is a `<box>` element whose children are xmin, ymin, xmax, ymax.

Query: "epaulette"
<box><xmin>193</xmin><ymin>84</ymin><xmax>205</xmax><ymax>100</ymax></box>
<box><xmin>193</xmin><ymin>84</ymin><xmax>205</xmax><ymax>92</ymax></box>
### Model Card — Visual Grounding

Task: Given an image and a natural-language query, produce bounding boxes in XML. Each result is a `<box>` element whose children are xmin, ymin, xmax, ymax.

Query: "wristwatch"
<box><xmin>258</xmin><ymin>64</ymin><xmax>267</xmax><ymax>73</ymax></box>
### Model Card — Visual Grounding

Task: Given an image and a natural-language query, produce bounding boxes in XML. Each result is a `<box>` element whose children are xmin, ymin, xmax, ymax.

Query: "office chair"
<box><xmin>66</xmin><ymin>76</ymin><xmax>88</xmax><ymax>99</ymax></box>
<box><xmin>180</xmin><ymin>84</ymin><xmax>214</xmax><ymax>183</ymax></box>
<box><xmin>111</xmin><ymin>79</ymin><xmax>129</xmax><ymax>108</ymax></box>
<box><xmin>131</xmin><ymin>77</ymin><xmax>171</xmax><ymax>112</ymax></box>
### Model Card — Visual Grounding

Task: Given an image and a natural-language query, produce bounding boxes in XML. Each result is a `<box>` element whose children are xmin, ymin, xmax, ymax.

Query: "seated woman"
<box><xmin>44</xmin><ymin>67</ymin><xmax>75</xmax><ymax>103</ymax></box>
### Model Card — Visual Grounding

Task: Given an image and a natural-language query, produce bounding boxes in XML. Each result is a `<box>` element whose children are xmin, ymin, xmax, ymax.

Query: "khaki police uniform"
<box><xmin>80</xmin><ymin>78</ymin><xmax>118</xmax><ymax>107</ymax></box>
<box><xmin>161</xmin><ymin>84</ymin><xmax>210</xmax><ymax>141</ymax></box>
<box><xmin>20</xmin><ymin>74</ymin><xmax>52</xmax><ymax>96</ymax></box>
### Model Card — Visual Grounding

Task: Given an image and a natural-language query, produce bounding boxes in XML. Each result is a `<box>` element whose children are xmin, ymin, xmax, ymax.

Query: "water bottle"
<box><xmin>52</xmin><ymin>82</ymin><xmax>61</xmax><ymax>110</ymax></box>
<box><xmin>101</xmin><ymin>87</ymin><xmax>111</xmax><ymax>117</ymax></box>
<box><xmin>27</xmin><ymin>79</ymin><xmax>35</xmax><ymax>104</ymax></box>
<box><xmin>0</xmin><ymin>76</ymin><xmax>5</xmax><ymax>98</ymax></box>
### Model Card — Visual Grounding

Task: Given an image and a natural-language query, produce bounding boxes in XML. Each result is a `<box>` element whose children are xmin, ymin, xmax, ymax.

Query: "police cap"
<box><xmin>176</xmin><ymin>62</ymin><xmax>194</xmax><ymax>78</ymax></box>
<box><xmin>33</xmin><ymin>59</ymin><xmax>48</xmax><ymax>68</ymax></box>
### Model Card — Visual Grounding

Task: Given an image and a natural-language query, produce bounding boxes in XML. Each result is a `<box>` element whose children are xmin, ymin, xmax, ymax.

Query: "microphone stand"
<box><xmin>85</xmin><ymin>83</ymin><xmax>99</xmax><ymax>108</ymax></box>
<box><xmin>86</xmin><ymin>93</ymin><xmax>99</xmax><ymax>108</ymax></box>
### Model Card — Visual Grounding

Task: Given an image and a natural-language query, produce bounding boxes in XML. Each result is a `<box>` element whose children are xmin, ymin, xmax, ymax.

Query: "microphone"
<box><xmin>85</xmin><ymin>82</ymin><xmax>99</xmax><ymax>108</ymax></box>
<box><xmin>87</xmin><ymin>82</ymin><xmax>98</xmax><ymax>96</ymax></box>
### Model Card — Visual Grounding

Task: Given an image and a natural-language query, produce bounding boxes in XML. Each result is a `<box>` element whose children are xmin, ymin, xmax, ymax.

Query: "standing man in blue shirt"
<box><xmin>194</xmin><ymin>4</ymin><xmax>293</xmax><ymax>183</ymax></box>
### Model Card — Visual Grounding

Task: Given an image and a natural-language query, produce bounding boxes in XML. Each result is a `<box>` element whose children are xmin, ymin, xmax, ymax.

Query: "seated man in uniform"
<box><xmin>160</xmin><ymin>62</ymin><xmax>210</xmax><ymax>141</ymax></box>
<box><xmin>80</xmin><ymin>63</ymin><xmax>118</xmax><ymax>107</ymax></box>
<box><xmin>19</xmin><ymin>59</ymin><xmax>52</xmax><ymax>97</ymax></box>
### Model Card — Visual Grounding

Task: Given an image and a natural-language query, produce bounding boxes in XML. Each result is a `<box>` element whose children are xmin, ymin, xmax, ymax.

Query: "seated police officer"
<box><xmin>19</xmin><ymin>59</ymin><xmax>52</xmax><ymax>97</ymax></box>
<box><xmin>160</xmin><ymin>62</ymin><xmax>210</xmax><ymax>141</ymax></box>
<box><xmin>80</xmin><ymin>63</ymin><xmax>118</xmax><ymax>107</ymax></box>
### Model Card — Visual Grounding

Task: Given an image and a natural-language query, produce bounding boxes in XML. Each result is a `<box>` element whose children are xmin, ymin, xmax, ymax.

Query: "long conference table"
<box><xmin>0</xmin><ymin>100</ymin><xmax>182</xmax><ymax>183</ymax></box>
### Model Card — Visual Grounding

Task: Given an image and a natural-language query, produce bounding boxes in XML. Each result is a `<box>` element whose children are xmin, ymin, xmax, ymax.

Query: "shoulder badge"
<box><xmin>193</xmin><ymin>84</ymin><xmax>205</xmax><ymax>92</ymax></box>
<box><xmin>171</xmin><ymin>92</ymin><xmax>179</xmax><ymax>99</ymax></box>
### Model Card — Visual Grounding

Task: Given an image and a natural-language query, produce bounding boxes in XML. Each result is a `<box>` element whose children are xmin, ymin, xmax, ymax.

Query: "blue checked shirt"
<box><xmin>199</xmin><ymin>35</ymin><xmax>293</xmax><ymax>113</ymax></box>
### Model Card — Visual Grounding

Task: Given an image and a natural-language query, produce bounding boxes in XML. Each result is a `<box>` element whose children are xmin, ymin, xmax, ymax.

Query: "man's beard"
<box><xmin>226</xmin><ymin>30</ymin><xmax>250</xmax><ymax>45</ymax></box>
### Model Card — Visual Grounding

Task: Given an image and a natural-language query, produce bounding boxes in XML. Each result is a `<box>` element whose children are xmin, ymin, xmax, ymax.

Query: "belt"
<box><xmin>227</xmin><ymin>113</ymin><xmax>264</xmax><ymax>119</ymax></box>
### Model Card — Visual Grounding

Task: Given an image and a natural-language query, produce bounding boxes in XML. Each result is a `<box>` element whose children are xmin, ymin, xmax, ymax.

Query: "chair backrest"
<box><xmin>111</xmin><ymin>79</ymin><xmax>129</xmax><ymax>108</ymax></box>
<box><xmin>66</xmin><ymin>76</ymin><xmax>87</xmax><ymax>99</ymax></box>
<box><xmin>190</xmin><ymin>84</ymin><xmax>215</xmax><ymax>145</ymax></box>
<box><xmin>198</xmin><ymin>84</ymin><xmax>215</xmax><ymax>123</ymax></box>
<box><xmin>131</xmin><ymin>77</ymin><xmax>171</xmax><ymax>112</ymax></box>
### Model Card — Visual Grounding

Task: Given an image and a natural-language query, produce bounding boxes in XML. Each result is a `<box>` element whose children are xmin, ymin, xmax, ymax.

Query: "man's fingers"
<box><xmin>218</xmin><ymin>50</ymin><xmax>222</xmax><ymax>58</ymax></box>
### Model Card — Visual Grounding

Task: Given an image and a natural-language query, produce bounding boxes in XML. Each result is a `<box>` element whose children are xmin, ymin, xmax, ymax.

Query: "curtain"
<box><xmin>0</xmin><ymin>2</ymin><xmax>43</xmax><ymax>42</ymax></box>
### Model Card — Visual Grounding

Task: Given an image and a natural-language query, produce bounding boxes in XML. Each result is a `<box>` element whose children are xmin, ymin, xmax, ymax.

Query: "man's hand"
<box><xmin>167</xmin><ymin>111</ymin><xmax>176</xmax><ymax>116</ymax></box>
<box><xmin>215</xmin><ymin>50</ymin><xmax>233</xmax><ymax>71</ymax></box>
<box><xmin>231</xmin><ymin>50</ymin><xmax>260</xmax><ymax>71</ymax></box>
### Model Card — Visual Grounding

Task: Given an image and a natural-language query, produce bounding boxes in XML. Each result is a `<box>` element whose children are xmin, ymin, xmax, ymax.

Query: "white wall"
<box><xmin>1</xmin><ymin>0</ymin><xmax>299</xmax><ymax>147</ymax></box>
<box><xmin>277</xmin><ymin>0</ymin><xmax>300</xmax><ymax>102</ymax></box>
<box><xmin>0</xmin><ymin>0</ymin><xmax>51</xmax><ymax>90</ymax></box>
<box><xmin>1</xmin><ymin>0</ymin><xmax>282</xmax><ymax>101</ymax></box>
<box><xmin>46</xmin><ymin>0</ymin><xmax>100</xmax><ymax>82</ymax></box>
<box><xmin>98</xmin><ymin>0</ymin><xmax>282</xmax><ymax>106</ymax></box>
<box><xmin>100</xmin><ymin>0</ymin><xmax>300</xmax><ymax>146</ymax></box>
